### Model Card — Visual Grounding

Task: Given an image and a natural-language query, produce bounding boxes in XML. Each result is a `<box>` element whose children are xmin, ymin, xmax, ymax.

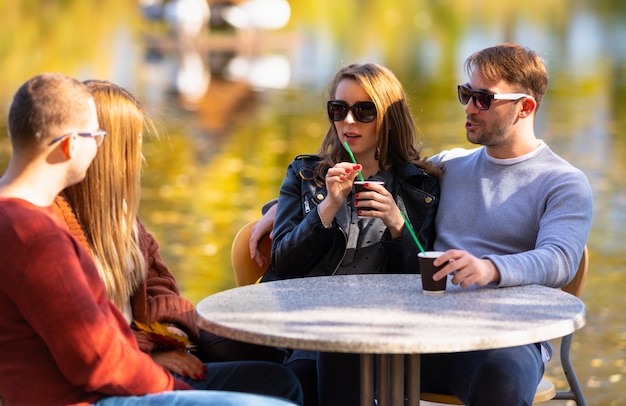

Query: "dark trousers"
<box><xmin>317</xmin><ymin>344</ymin><xmax>544</xmax><ymax>406</ymax></box>
<box><xmin>177</xmin><ymin>360</ymin><xmax>304</xmax><ymax>405</ymax></box>
<box><xmin>194</xmin><ymin>329</ymin><xmax>287</xmax><ymax>363</ymax></box>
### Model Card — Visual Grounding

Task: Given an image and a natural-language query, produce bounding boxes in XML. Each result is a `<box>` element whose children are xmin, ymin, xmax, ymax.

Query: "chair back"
<box><xmin>231</xmin><ymin>220</ymin><xmax>271</xmax><ymax>286</ymax></box>
<box><xmin>561</xmin><ymin>245</ymin><xmax>588</xmax><ymax>298</ymax></box>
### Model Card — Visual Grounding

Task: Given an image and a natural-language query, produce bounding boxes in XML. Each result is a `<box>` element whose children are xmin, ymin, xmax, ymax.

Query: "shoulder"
<box><xmin>135</xmin><ymin>216</ymin><xmax>164</xmax><ymax>261</ymax></box>
<box><xmin>428</xmin><ymin>147</ymin><xmax>482</xmax><ymax>165</ymax></box>
<box><xmin>287</xmin><ymin>154</ymin><xmax>321</xmax><ymax>175</ymax></box>
<box><xmin>293</xmin><ymin>154</ymin><xmax>321</xmax><ymax>164</ymax></box>
<box><xmin>0</xmin><ymin>199</ymin><xmax>77</xmax><ymax>257</ymax></box>
<box><xmin>1</xmin><ymin>199</ymin><xmax>61</xmax><ymax>235</ymax></box>
<box><xmin>398</xmin><ymin>161</ymin><xmax>437</xmax><ymax>181</ymax></box>
<box><xmin>538</xmin><ymin>147</ymin><xmax>592</xmax><ymax>194</ymax></box>
<box><xmin>530</xmin><ymin>145</ymin><xmax>589</xmax><ymax>180</ymax></box>
<box><xmin>396</xmin><ymin>162</ymin><xmax>440</xmax><ymax>195</ymax></box>
<box><xmin>540</xmin><ymin>145</ymin><xmax>583</xmax><ymax>170</ymax></box>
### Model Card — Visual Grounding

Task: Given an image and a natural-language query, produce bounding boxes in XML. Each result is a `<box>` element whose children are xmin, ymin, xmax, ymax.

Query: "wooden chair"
<box><xmin>421</xmin><ymin>245</ymin><xmax>589</xmax><ymax>406</ymax></box>
<box><xmin>231</xmin><ymin>220</ymin><xmax>271</xmax><ymax>286</ymax></box>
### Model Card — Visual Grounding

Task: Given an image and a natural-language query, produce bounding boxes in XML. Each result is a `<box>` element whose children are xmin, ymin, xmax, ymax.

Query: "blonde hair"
<box><xmin>315</xmin><ymin>63</ymin><xmax>435</xmax><ymax>181</ymax></box>
<box><xmin>63</xmin><ymin>80</ymin><xmax>149</xmax><ymax>310</ymax></box>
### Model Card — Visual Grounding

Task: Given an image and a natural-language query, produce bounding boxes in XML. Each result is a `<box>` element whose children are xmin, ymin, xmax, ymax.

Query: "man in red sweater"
<box><xmin>0</xmin><ymin>73</ymin><xmax>299</xmax><ymax>406</ymax></box>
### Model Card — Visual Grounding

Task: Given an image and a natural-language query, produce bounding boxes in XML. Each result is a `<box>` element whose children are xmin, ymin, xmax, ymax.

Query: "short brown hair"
<box><xmin>8</xmin><ymin>73</ymin><xmax>93</xmax><ymax>149</ymax></box>
<box><xmin>464</xmin><ymin>43</ymin><xmax>548</xmax><ymax>109</ymax></box>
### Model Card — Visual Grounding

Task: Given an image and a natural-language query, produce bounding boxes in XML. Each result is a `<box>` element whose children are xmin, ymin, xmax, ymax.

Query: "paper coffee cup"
<box><xmin>418</xmin><ymin>251</ymin><xmax>447</xmax><ymax>294</ymax></box>
<box><xmin>353</xmin><ymin>180</ymin><xmax>385</xmax><ymax>218</ymax></box>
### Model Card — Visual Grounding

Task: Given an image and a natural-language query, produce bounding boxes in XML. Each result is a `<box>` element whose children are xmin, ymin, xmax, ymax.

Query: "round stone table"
<box><xmin>196</xmin><ymin>274</ymin><xmax>586</xmax><ymax>406</ymax></box>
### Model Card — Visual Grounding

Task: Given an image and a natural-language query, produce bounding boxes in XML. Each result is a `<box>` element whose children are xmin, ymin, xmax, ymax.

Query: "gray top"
<box><xmin>430</xmin><ymin>143</ymin><xmax>593</xmax><ymax>288</ymax></box>
<box><xmin>196</xmin><ymin>274</ymin><xmax>586</xmax><ymax>354</ymax></box>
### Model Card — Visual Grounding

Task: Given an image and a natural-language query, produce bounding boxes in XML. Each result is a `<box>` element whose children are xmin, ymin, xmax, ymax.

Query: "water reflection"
<box><xmin>140</xmin><ymin>0</ymin><xmax>292</xmax><ymax>109</ymax></box>
<box><xmin>220</xmin><ymin>0</ymin><xmax>291</xmax><ymax>30</ymax></box>
<box><xmin>0</xmin><ymin>0</ymin><xmax>624</xmax><ymax>403</ymax></box>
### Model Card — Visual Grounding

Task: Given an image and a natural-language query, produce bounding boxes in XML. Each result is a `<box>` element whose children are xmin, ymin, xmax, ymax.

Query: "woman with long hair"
<box><xmin>52</xmin><ymin>80</ymin><xmax>302</xmax><ymax>404</ymax></box>
<box><xmin>262</xmin><ymin>63</ymin><xmax>440</xmax><ymax>405</ymax></box>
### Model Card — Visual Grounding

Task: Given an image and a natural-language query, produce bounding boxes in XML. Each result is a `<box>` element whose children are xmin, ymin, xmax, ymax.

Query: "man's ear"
<box><xmin>519</xmin><ymin>97</ymin><xmax>537</xmax><ymax>118</ymax></box>
<box><xmin>60</xmin><ymin>135</ymin><xmax>73</xmax><ymax>159</ymax></box>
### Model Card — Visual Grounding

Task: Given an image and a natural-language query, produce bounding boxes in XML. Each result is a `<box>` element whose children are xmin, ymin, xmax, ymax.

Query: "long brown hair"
<box><xmin>63</xmin><ymin>80</ymin><xmax>149</xmax><ymax>311</ymax></box>
<box><xmin>315</xmin><ymin>63</ymin><xmax>434</xmax><ymax>182</ymax></box>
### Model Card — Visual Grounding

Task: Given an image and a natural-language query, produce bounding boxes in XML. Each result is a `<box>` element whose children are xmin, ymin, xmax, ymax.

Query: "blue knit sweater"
<box><xmin>431</xmin><ymin>142</ymin><xmax>593</xmax><ymax>288</ymax></box>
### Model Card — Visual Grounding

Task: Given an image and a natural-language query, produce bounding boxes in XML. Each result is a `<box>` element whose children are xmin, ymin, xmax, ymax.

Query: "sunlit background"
<box><xmin>0</xmin><ymin>0</ymin><xmax>624</xmax><ymax>403</ymax></box>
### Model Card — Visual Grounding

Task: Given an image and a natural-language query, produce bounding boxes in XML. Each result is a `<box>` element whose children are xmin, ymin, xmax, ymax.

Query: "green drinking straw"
<box><xmin>342</xmin><ymin>141</ymin><xmax>424</xmax><ymax>254</ymax></box>
<box><xmin>401</xmin><ymin>211</ymin><xmax>425</xmax><ymax>255</ymax></box>
<box><xmin>342</xmin><ymin>141</ymin><xmax>365</xmax><ymax>182</ymax></box>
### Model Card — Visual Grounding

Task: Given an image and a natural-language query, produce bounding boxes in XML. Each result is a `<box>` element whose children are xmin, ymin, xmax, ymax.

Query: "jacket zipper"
<box><xmin>330</xmin><ymin>225</ymin><xmax>348</xmax><ymax>276</ymax></box>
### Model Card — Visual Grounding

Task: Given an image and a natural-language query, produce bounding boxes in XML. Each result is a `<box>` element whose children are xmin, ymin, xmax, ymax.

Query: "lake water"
<box><xmin>0</xmin><ymin>0</ymin><xmax>624</xmax><ymax>403</ymax></box>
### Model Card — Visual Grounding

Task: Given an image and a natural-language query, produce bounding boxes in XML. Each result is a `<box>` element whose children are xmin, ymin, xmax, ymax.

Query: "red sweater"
<box><xmin>52</xmin><ymin>195</ymin><xmax>200</xmax><ymax>352</ymax></box>
<box><xmin>0</xmin><ymin>198</ymin><xmax>190</xmax><ymax>406</ymax></box>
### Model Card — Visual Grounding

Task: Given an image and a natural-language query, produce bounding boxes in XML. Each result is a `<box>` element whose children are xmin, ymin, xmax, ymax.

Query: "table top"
<box><xmin>196</xmin><ymin>274</ymin><xmax>586</xmax><ymax>354</ymax></box>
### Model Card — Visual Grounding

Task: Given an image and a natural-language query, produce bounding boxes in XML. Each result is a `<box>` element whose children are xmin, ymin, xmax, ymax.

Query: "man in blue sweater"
<box><xmin>421</xmin><ymin>42</ymin><xmax>593</xmax><ymax>405</ymax></box>
<box><xmin>250</xmin><ymin>43</ymin><xmax>594</xmax><ymax>405</ymax></box>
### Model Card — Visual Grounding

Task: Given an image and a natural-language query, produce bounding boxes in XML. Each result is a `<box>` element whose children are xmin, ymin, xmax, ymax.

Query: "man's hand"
<box><xmin>353</xmin><ymin>181</ymin><xmax>404</xmax><ymax>238</ymax></box>
<box><xmin>433</xmin><ymin>249</ymin><xmax>500</xmax><ymax>288</ymax></box>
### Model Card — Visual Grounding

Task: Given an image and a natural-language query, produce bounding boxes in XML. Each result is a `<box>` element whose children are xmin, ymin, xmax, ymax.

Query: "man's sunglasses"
<box><xmin>49</xmin><ymin>130</ymin><xmax>107</xmax><ymax>147</ymax></box>
<box><xmin>457</xmin><ymin>84</ymin><xmax>534</xmax><ymax>111</ymax></box>
<box><xmin>327</xmin><ymin>100</ymin><xmax>377</xmax><ymax>123</ymax></box>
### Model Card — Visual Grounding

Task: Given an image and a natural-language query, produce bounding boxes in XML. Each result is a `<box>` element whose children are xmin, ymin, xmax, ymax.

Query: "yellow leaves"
<box><xmin>132</xmin><ymin>320</ymin><xmax>194</xmax><ymax>351</ymax></box>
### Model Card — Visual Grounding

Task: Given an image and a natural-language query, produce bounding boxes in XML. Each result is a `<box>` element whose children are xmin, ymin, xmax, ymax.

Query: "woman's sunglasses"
<box><xmin>327</xmin><ymin>100</ymin><xmax>377</xmax><ymax>123</ymax></box>
<box><xmin>457</xmin><ymin>84</ymin><xmax>534</xmax><ymax>111</ymax></box>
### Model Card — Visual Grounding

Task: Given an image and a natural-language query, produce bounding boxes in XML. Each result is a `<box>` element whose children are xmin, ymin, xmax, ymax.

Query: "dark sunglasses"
<box><xmin>457</xmin><ymin>84</ymin><xmax>534</xmax><ymax>111</ymax></box>
<box><xmin>327</xmin><ymin>100</ymin><xmax>377</xmax><ymax>123</ymax></box>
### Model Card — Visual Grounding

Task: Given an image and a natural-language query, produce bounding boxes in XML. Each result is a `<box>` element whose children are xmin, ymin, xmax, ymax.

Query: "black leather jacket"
<box><xmin>262</xmin><ymin>154</ymin><xmax>439</xmax><ymax>281</ymax></box>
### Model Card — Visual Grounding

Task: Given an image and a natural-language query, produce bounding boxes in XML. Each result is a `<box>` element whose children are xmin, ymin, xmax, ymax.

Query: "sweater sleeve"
<box><xmin>488</xmin><ymin>168</ymin><xmax>594</xmax><ymax>288</ymax></box>
<box><xmin>136</xmin><ymin>218</ymin><xmax>199</xmax><ymax>345</ymax></box>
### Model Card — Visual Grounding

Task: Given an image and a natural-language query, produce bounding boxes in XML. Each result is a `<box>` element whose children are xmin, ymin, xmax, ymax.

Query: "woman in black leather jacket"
<box><xmin>263</xmin><ymin>63</ymin><xmax>440</xmax><ymax>282</ymax></box>
<box><xmin>258</xmin><ymin>63</ymin><xmax>441</xmax><ymax>406</ymax></box>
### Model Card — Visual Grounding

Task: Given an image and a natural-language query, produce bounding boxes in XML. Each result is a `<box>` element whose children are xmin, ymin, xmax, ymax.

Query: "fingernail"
<box><xmin>364</xmin><ymin>183</ymin><xmax>369</xmax><ymax>187</ymax></box>
<box><xmin>345</xmin><ymin>169</ymin><xmax>350</xmax><ymax>174</ymax></box>
<box><xmin>202</xmin><ymin>365</ymin><xmax>208</xmax><ymax>373</ymax></box>
<box><xmin>353</xmin><ymin>165</ymin><xmax>360</xmax><ymax>170</ymax></box>
<box><xmin>354</xmin><ymin>193</ymin><xmax>359</xmax><ymax>198</ymax></box>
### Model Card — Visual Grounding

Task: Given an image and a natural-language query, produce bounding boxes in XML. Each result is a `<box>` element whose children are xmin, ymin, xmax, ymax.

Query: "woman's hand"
<box><xmin>317</xmin><ymin>163</ymin><xmax>362</xmax><ymax>227</ymax></box>
<box><xmin>151</xmin><ymin>349</ymin><xmax>207</xmax><ymax>380</ymax></box>
<box><xmin>353</xmin><ymin>181</ymin><xmax>405</xmax><ymax>238</ymax></box>
<box><xmin>249</xmin><ymin>203</ymin><xmax>277</xmax><ymax>268</ymax></box>
<box><xmin>324</xmin><ymin>162</ymin><xmax>362</xmax><ymax>205</ymax></box>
